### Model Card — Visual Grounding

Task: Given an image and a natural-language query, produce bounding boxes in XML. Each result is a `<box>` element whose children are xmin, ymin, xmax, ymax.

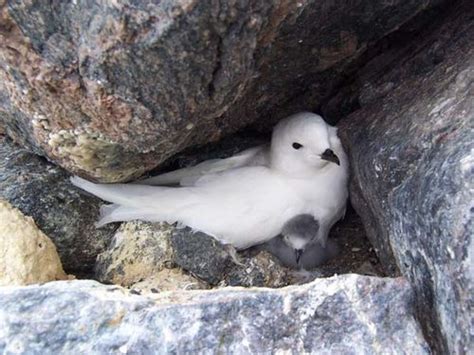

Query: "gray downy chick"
<box><xmin>261</xmin><ymin>214</ymin><xmax>339</xmax><ymax>269</ymax></box>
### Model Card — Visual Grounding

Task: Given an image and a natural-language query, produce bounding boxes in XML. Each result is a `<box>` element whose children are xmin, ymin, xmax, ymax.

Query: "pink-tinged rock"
<box><xmin>0</xmin><ymin>0</ymin><xmax>444</xmax><ymax>181</ymax></box>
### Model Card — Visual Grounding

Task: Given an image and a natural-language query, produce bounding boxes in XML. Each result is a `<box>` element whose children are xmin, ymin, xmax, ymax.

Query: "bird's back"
<box><xmin>174</xmin><ymin>166</ymin><xmax>304</xmax><ymax>248</ymax></box>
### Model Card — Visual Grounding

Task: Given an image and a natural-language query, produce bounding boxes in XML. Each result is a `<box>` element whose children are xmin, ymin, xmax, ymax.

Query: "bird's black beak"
<box><xmin>295</xmin><ymin>249</ymin><xmax>303</xmax><ymax>264</ymax></box>
<box><xmin>321</xmin><ymin>149</ymin><xmax>340</xmax><ymax>165</ymax></box>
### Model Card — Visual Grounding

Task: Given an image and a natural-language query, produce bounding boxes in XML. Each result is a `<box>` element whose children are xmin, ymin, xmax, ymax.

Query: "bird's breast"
<box><xmin>289</xmin><ymin>171</ymin><xmax>348</xmax><ymax>215</ymax></box>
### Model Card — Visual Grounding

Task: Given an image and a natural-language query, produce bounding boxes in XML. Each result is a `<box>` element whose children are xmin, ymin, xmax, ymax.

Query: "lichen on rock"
<box><xmin>94</xmin><ymin>221</ymin><xmax>291</xmax><ymax>290</ymax></box>
<box><xmin>94</xmin><ymin>221</ymin><xmax>175</xmax><ymax>287</ymax></box>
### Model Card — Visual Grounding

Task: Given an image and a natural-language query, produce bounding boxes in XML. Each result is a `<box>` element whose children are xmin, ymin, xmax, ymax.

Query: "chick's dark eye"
<box><xmin>292</xmin><ymin>142</ymin><xmax>303</xmax><ymax>150</ymax></box>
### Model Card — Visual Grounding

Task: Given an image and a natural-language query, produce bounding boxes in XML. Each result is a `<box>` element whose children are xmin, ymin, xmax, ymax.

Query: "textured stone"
<box><xmin>223</xmin><ymin>250</ymin><xmax>290</xmax><ymax>288</ymax></box>
<box><xmin>0</xmin><ymin>199</ymin><xmax>67</xmax><ymax>286</ymax></box>
<box><xmin>339</xmin><ymin>3</ymin><xmax>473</xmax><ymax>353</ymax></box>
<box><xmin>94</xmin><ymin>221</ymin><xmax>174</xmax><ymax>286</ymax></box>
<box><xmin>95</xmin><ymin>221</ymin><xmax>291</xmax><ymax>288</ymax></box>
<box><xmin>0</xmin><ymin>276</ymin><xmax>429</xmax><ymax>353</ymax></box>
<box><xmin>0</xmin><ymin>0</ymin><xmax>445</xmax><ymax>181</ymax></box>
<box><xmin>94</xmin><ymin>209</ymin><xmax>387</xmax><ymax>288</ymax></box>
<box><xmin>131</xmin><ymin>269</ymin><xmax>209</xmax><ymax>293</ymax></box>
<box><xmin>0</xmin><ymin>136</ymin><xmax>115</xmax><ymax>274</ymax></box>
<box><xmin>171</xmin><ymin>227</ymin><xmax>233</xmax><ymax>285</ymax></box>
<box><xmin>95</xmin><ymin>222</ymin><xmax>290</xmax><ymax>288</ymax></box>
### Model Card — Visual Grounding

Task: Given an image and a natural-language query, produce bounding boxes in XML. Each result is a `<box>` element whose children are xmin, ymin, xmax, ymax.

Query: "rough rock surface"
<box><xmin>171</xmin><ymin>227</ymin><xmax>234</xmax><ymax>285</ymax></box>
<box><xmin>0</xmin><ymin>0</ymin><xmax>445</xmax><ymax>181</ymax></box>
<box><xmin>0</xmin><ymin>136</ymin><xmax>116</xmax><ymax>274</ymax></box>
<box><xmin>94</xmin><ymin>221</ymin><xmax>210</xmax><ymax>293</ymax></box>
<box><xmin>0</xmin><ymin>199</ymin><xmax>67</xmax><ymax>285</ymax></box>
<box><xmin>223</xmin><ymin>250</ymin><xmax>290</xmax><ymax>288</ymax></box>
<box><xmin>131</xmin><ymin>269</ymin><xmax>209</xmax><ymax>293</ymax></box>
<box><xmin>0</xmin><ymin>276</ymin><xmax>429</xmax><ymax>353</ymax></box>
<box><xmin>339</xmin><ymin>3</ymin><xmax>473</xmax><ymax>353</ymax></box>
<box><xmin>96</xmin><ymin>221</ymin><xmax>290</xmax><ymax>288</ymax></box>
<box><xmin>95</xmin><ymin>221</ymin><xmax>174</xmax><ymax>286</ymax></box>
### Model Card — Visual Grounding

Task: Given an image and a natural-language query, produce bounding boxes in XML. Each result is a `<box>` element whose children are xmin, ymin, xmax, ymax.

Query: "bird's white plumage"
<box><xmin>71</xmin><ymin>112</ymin><xmax>349</xmax><ymax>250</ymax></box>
<box><xmin>137</xmin><ymin>146</ymin><xmax>269</xmax><ymax>186</ymax></box>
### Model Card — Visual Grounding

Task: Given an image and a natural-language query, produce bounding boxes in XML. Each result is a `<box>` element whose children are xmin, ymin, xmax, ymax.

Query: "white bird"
<box><xmin>70</xmin><ymin>112</ymin><xmax>349</xmax><ymax>252</ymax></box>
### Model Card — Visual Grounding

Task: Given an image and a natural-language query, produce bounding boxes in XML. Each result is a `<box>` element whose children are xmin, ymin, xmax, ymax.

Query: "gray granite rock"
<box><xmin>0</xmin><ymin>276</ymin><xmax>429</xmax><ymax>354</ymax></box>
<box><xmin>0</xmin><ymin>136</ymin><xmax>115</xmax><ymax>274</ymax></box>
<box><xmin>96</xmin><ymin>221</ymin><xmax>291</xmax><ymax>288</ymax></box>
<box><xmin>171</xmin><ymin>228</ymin><xmax>292</xmax><ymax>288</ymax></box>
<box><xmin>339</xmin><ymin>3</ymin><xmax>473</xmax><ymax>353</ymax></box>
<box><xmin>0</xmin><ymin>0</ymin><xmax>445</xmax><ymax>181</ymax></box>
<box><xmin>171</xmin><ymin>227</ymin><xmax>234</xmax><ymax>285</ymax></box>
<box><xmin>223</xmin><ymin>250</ymin><xmax>290</xmax><ymax>288</ymax></box>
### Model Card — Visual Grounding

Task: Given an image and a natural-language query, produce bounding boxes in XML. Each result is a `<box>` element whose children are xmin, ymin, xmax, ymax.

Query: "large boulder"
<box><xmin>0</xmin><ymin>276</ymin><xmax>429</xmax><ymax>353</ymax></box>
<box><xmin>0</xmin><ymin>0</ymin><xmax>444</xmax><ymax>181</ymax></box>
<box><xmin>339</xmin><ymin>2</ymin><xmax>473</xmax><ymax>353</ymax></box>
<box><xmin>0</xmin><ymin>136</ymin><xmax>116</xmax><ymax>274</ymax></box>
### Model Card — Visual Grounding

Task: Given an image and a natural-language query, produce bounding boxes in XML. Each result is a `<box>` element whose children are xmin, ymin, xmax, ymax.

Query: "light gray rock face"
<box><xmin>0</xmin><ymin>276</ymin><xmax>429</xmax><ymax>354</ymax></box>
<box><xmin>339</xmin><ymin>2</ymin><xmax>473</xmax><ymax>353</ymax></box>
<box><xmin>0</xmin><ymin>0</ymin><xmax>445</xmax><ymax>181</ymax></box>
<box><xmin>0</xmin><ymin>136</ymin><xmax>116</xmax><ymax>274</ymax></box>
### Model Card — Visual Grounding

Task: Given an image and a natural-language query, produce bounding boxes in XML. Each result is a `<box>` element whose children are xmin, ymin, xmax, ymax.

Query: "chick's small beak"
<box><xmin>295</xmin><ymin>249</ymin><xmax>303</xmax><ymax>264</ymax></box>
<box><xmin>321</xmin><ymin>149</ymin><xmax>340</xmax><ymax>165</ymax></box>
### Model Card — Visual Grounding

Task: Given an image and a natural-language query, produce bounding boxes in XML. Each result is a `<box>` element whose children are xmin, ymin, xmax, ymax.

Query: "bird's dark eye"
<box><xmin>292</xmin><ymin>142</ymin><xmax>303</xmax><ymax>150</ymax></box>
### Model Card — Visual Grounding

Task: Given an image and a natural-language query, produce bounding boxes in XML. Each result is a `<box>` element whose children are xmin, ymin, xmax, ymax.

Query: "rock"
<box><xmin>95</xmin><ymin>221</ymin><xmax>292</xmax><ymax>288</ymax></box>
<box><xmin>355</xmin><ymin>261</ymin><xmax>380</xmax><ymax>277</ymax></box>
<box><xmin>0</xmin><ymin>276</ymin><xmax>429</xmax><ymax>353</ymax></box>
<box><xmin>0</xmin><ymin>0</ymin><xmax>445</xmax><ymax>181</ymax></box>
<box><xmin>94</xmin><ymin>214</ymin><xmax>386</xmax><ymax>289</ymax></box>
<box><xmin>95</xmin><ymin>222</ymin><xmax>290</xmax><ymax>288</ymax></box>
<box><xmin>0</xmin><ymin>199</ymin><xmax>67</xmax><ymax>285</ymax></box>
<box><xmin>339</xmin><ymin>3</ymin><xmax>473</xmax><ymax>353</ymax></box>
<box><xmin>223</xmin><ymin>251</ymin><xmax>290</xmax><ymax>288</ymax></box>
<box><xmin>171</xmin><ymin>227</ymin><xmax>233</xmax><ymax>285</ymax></box>
<box><xmin>0</xmin><ymin>136</ymin><xmax>115</xmax><ymax>274</ymax></box>
<box><xmin>94</xmin><ymin>221</ymin><xmax>174</xmax><ymax>286</ymax></box>
<box><xmin>131</xmin><ymin>269</ymin><xmax>209</xmax><ymax>294</ymax></box>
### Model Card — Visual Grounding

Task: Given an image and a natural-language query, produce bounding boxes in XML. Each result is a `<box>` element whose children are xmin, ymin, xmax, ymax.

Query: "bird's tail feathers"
<box><xmin>96</xmin><ymin>203</ymin><xmax>124</xmax><ymax>227</ymax></box>
<box><xmin>96</xmin><ymin>203</ymin><xmax>178</xmax><ymax>227</ymax></box>
<box><xmin>71</xmin><ymin>176</ymin><xmax>199</xmax><ymax>226</ymax></box>
<box><xmin>71</xmin><ymin>176</ymin><xmax>169</xmax><ymax>207</ymax></box>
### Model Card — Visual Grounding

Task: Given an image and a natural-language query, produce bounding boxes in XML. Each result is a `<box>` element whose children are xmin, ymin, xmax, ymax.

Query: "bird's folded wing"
<box><xmin>135</xmin><ymin>145</ymin><xmax>268</xmax><ymax>186</ymax></box>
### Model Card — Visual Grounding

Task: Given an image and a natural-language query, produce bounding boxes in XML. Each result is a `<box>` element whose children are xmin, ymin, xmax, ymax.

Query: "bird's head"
<box><xmin>270</xmin><ymin>112</ymin><xmax>341</xmax><ymax>177</ymax></box>
<box><xmin>281</xmin><ymin>214</ymin><xmax>320</xmax><ymax>264</ymax></box>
